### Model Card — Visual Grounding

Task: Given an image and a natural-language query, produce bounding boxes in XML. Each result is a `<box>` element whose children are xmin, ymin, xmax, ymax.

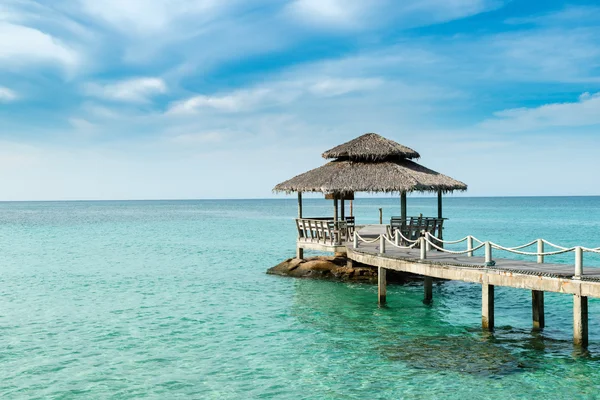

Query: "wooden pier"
<box><xmin>296</xmin><ymin>230</ymin><xmax>600</xmax><ymax>348</ymax></box>
<box><xmin>274</xmin><ymin>133</ymin><xmax>596</xmax><ymax>347</ymax></box>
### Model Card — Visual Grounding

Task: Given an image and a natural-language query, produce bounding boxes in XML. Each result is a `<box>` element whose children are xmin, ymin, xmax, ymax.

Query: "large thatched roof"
<box><xmin>273</xmin><ymin>158</ymin><xmax>467</xmax><ymax>194</ymax></box>
<box><xmin>322</xmin><ymin>133</ymin><xmax>420</xmax><ymax>161</ymax></box>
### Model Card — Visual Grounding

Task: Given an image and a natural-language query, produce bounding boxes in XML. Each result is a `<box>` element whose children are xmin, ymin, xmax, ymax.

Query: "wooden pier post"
<box><xmin>532</xmin><ymin>290</ymin><xmax>544</xmax><ymax>330</ymax></box>
<box><xmin>341</xmin><ymin>199</ymin><xmax>345</xmax><ymax>220</ymax></box>
<box><xmin>482</xmin><ymin>280</ymin><xmax>495</xmax><ymax>331</ymax></box>
<box><xmin>378</xmin><ymin>266</ymin><xmax>387</xmax><ymax>305</ymax></box>
<box><xmin>296</xmin><ymin>246</ymin><xmax>304</xmax><ymax>260</ymax></box>
<box><xmin>424</xmin><ymin>276</ymin><xmax>433</xmax><ymax>305</ymax></box>
<box><xmin>574</xmin><ymin>294</ymin><xmax>588</xmax><ymax>347</ymax></box>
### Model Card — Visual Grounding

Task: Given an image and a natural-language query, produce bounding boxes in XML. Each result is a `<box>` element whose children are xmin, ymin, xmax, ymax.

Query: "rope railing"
<box><xmin>424</xmin><ymin>236</ymin><xmax>486</xmax><ymax>255</ymax></box>
<box><xmin>383</xmin><ymin>233</ymin><xmax>420</xmax><ymax>250</ymax></box>
<box><xmin>354</xmin><ymin>229</ymin><xmax>600</xmax><ymax>279</ymax></box>
<box><xmin>353</xmin><ymin>231</ymin><xmax>381</xmax><ymax>244</ymax></box>
<box><xmin>489</xmin><ymin>242</ymin><xmax>576</xmax><ymax>257</ymax></box>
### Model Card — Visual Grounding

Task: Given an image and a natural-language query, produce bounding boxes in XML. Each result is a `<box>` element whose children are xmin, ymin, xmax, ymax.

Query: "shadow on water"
<box><xmin>289</xmin><ymin>279</ymin><xmax>600</xmax><ymax>377</ymax></box>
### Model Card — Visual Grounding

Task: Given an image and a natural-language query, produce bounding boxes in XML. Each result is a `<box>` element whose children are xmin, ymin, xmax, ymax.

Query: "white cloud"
<box><xmin>308</xmin><ymin>78</ymin><xmax>383</xmax><ymax>97</ymax></box>
<box><xmin>287</xmin><ymin>0</ymin><xmax>377</xmax><ymax>28</ymax></box>
<box><xmin>168</xmin><ymin>77</ymin><xmax>385</xmax><ymax>115</ymax></box>
<box><xmin>85</xmin><ymin>77</ymin><xmax>167</xmax><ymax>103</ymax></box>
<box><xmin>0</xmin><ymin>22</ymin><xmax>79</xmax><ymax>69</ymax></box>
<box><xmin>479</xmin><ymin>92</ymin><xmax>600</xmax><ymax>132</ymax></box>
<box><xmin>287</xmin><ymin>0</ymin><xmax>500</xmax><ymax>30</ymax></box>
<box><xmin>170</xmin><ymin>131</ymin><xmax>226</xmax><ymax>145</ymax></box>
<box><xmin>167</xmin><ymin>88</ymin><xmax>275</xmax><ymax>114</ymax></box>
<box><xmin>79</xmin><ymin>0</ymin><xmax>225</xmax><ymax>34</ymax></box>
<box><xmin>0</xmin><ymin>86</ymin><xmax>17</xmax><ymax>102</ymax></box>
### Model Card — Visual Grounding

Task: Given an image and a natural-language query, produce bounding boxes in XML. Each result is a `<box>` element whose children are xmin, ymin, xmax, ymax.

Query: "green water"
<box><xmin>2</xmin><ymin>198</ymin><xmax>600</xmax><ymax>398</ymax></box>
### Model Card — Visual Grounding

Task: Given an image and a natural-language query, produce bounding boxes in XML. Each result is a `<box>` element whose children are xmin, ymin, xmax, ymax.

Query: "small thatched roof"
<box><xmin>322</xmin><ymin>133</ymin><xmax>420</xmax><ymax>161</ymax></box>
<box><xmin>274</xmin><ymin>159</ymin><xmax>467</xmax><ymax>194</ymax></box>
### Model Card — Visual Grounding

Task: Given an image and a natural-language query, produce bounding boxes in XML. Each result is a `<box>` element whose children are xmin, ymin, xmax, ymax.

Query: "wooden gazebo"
<box><xmin>274</xmin><ymin>133</ymin><xmax>467</xmax><ymax>256</ymax></box>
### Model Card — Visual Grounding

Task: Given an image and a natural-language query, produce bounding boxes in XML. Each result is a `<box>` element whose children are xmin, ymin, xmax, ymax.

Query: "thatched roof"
<box><xmin>274</xmin><ymin>159</ymin><xmax>467</xmax><ymax>194</ymax></box>
<box><xmin>322</xmin><ymin>133</ymin><xmax>420</xmax><ymax>161</ymax></box>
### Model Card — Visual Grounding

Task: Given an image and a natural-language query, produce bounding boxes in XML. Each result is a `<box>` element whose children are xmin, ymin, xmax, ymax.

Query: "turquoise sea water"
<box><xmin>2</xmin><ymin>197</ymin><xmax>600</xmax><ymax>399</ymax></box>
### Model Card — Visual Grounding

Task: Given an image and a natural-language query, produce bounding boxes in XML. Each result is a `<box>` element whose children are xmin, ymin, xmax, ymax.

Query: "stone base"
<box><xmin>267</xmin><ymin>256</ymin><xmax>425</xmax><ymax>284</ymax></box>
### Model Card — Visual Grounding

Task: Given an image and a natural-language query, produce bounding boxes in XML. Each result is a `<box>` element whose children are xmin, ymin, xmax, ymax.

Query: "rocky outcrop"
<box><xmin>267</xmin><ymin>256</ymin><xmax>424</xmax><ymax>284</ymax></box>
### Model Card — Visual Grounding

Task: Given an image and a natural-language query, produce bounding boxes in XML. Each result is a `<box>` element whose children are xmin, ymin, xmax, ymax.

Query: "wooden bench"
<box><xmin>389</xmin><ymin>216</ymin><xmax>445</xmax><ymax>246</ymax></box>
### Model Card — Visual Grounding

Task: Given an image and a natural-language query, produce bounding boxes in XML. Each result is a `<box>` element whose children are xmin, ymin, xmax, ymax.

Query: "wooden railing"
<box><xmin>296</xmin><ymin>217</ymin><xmax>355</xmax><ymax>245</ymax></box>
<box><xmin>352</xmin><ymin>230</ymin><xmax>600</xmax><ymax>278</ymax></box>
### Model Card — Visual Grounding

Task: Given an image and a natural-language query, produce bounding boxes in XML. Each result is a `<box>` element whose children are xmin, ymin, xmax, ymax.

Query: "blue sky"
<box><xmin>1</xmin><ymin>0</ymin><xmax>600</xmax><ymax>200</ymax></box>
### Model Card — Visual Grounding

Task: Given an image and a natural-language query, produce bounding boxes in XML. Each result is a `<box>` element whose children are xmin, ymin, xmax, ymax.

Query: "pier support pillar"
<box><xmin>378</xmin><ymin>266</ymin><xmax>387</xmax><ymax>306</ymax></box>
<box><xmin>346</xmin><ymin>258</ymin><xmax>353</xmax><ymax>268</ymax></box>
<box><xmin>423</xmin><ymin>276</ymin><xmax>433</xmax><ymax>305</ymax></box>
<box><xmin>532</xmin><ymin>290</ymin><xmax>545</xmax><ymax>331</ymax></box>
<box><xmin>482</xmin><ymin>282</ymin><xmax>494</xmax><ymax>331</ymax></box>
<box><xmin>296</xmin><ymin>247</ymin><xmax>304</xmax><ymax>260</ymax></box>
<box><xmin>574</xmin><ymin>294</ymin><xmax>588</xmax><ymax>347</ymax></box>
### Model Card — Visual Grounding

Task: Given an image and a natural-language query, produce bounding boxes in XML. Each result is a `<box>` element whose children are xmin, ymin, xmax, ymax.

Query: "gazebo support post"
<box><xmin>333</xmin><ymin>196</ymin><xmax>338</xmax><ymax>222</ymax></box>
<box><xmin>437</xmin><ymin>190</ymin><xmax>444</xmax><ymax>248</ymax></box>
<box><xmin>297</xmin><ymin>192</ymin><xmax>304</xmax><ymax>260</ymax></box>
<box><xmin>400</xmin><ymin>191</ymin><xmax>407</xmax><ymax>229</ymax></box>
<box><xmin>333</xmin><ymin>196</ymin><xmax>339</xmax><ymax>244</ymax></box>
<box><xmin>341</xmin><ymin>198</ymin><xmax>345</xmax><ymax>221</ymax></box>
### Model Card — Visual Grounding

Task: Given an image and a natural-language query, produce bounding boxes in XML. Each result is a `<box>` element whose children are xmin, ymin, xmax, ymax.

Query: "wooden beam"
<box><xmin>341</xmin><ymin>199</ymin><xmax>345</xmax><ymax>220</ymax></box>
<box><xmin>378</xmin><ymin>266</ymin><xmax>386</xmax><ymax>305</ymax></box>
<box><xmin>333</xmin><ymin>197</ymin><xmax>338</xmax><ymax>222</ymax></box>
<box><xmin>482</xmin><ymin>282</ymin><xmax>495</xmax><ymax>331</ymax></box>
<box><xmin>297</xmin><ymin>192</ymin><xmax>303</xmax><ymax>219</ymax></box>
<box><xmin>574</xmin><ymin>294</ymin><xmax>588</xmax><ymax>347</ymax></box>
<box><xmin>437</xmin><ymin>190</ymin><xmax>443</xmax><ymax>219</ymax></box>
<box><xmin>400</xmin><ymin>191</ymin><xmax>407</xmax><ymax>223</ymax></box>
<box><xmin>532</xmin><ymin>290</ymin><xmax>545</xmax><ymax>330</ymax></box>
<box><xmin>424</xmin><ymin>276</ymin><xmax>433</xmax><ymax>304</ymax></box>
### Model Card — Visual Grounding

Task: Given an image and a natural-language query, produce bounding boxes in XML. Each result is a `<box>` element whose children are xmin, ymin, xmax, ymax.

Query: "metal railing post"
<box><xmin>420</xmin><ymin>236</ymin><xmax>427</xmax><ymax>260</ymax></box>
<box><xmin>467</xmin><ymin>236</ymin><xmax>473</xmax><ymax>257</ymax></box>
<box><xmin>380</xmin><ymin>235</ymin><xmax>385</xmax><ymax>254</ymax></box>
<box><xmin>485</xmin><ymin>242</ymin><xmax>493</xmax><ymax>266</ymax></box>
<box><xmin>537</xmin><ymin>239</ymin><xmax>544</xmax><ymax>264</ymax></box>
<box><xmin>575</xmin><ymin>247</ymin><xmax>583</xmax><ymax>279</ymax></box>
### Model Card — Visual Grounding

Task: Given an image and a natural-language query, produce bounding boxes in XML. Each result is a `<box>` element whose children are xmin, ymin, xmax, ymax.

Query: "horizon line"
<box><xmin>1</xmin><ymin>194</ymin><xmax>600</xmax><ymax>203</ymax></box>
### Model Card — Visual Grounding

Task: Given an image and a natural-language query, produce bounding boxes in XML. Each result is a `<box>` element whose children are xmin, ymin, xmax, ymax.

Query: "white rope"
<box><xmin>489</xmin><ymin>242</ymin><xmax>576</xmax><ymax>256</ymax></box>
<box><xmin>582</xmin><ymin>247</ymin><xmax>600</xmax><ymax>254</ymax></box>
<box><xmin>354</xmin><ymin>232</ymin><xmax>382</xmax><ymax>244</ymax></box>
<box><xmin>541</xmin><ymin>239</ymin><xmax>571</xmax><ymax>251</ymax></box>
<box><xmin>425</xmin><ymin>233</ymin><xmax>471</xmax><ymax>245</ymax></box>
<box><xmin>383</xmin><ymin>234</ymin><xmax>420</xmax><ymax>249</ymax></box>
<box><xmin>396</xmin><ymin>230</ymin><xmax>420</xmax><ymax>244</ymax></box>
<box><xmin>500</xmin><ymin>239</ymin><xmax>539</xmax><ymax>251</ymax></box>
<box><xmin>424</xmin><ymin>236</ymin><xmax>486</xmax><ymax>255</ymax></box>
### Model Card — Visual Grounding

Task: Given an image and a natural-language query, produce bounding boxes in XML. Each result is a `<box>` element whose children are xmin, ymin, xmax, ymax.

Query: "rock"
<box><xmin>267</xmin><ymin>256</ymin><xmax>424</xmax><ymax>284</ymax></box>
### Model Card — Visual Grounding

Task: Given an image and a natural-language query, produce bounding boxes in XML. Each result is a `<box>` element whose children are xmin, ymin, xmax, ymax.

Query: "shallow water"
<box><xmin>1</xmin><ymin>197</ymin><xmax>600</xmax><ymax>398</ymax></box>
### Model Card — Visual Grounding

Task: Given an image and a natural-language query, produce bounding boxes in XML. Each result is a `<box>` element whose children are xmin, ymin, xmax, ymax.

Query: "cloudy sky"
<box><xmin>1</xmin><ymin>0</ymin><xmax>599</xmax><ymax>200</ymax></box>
